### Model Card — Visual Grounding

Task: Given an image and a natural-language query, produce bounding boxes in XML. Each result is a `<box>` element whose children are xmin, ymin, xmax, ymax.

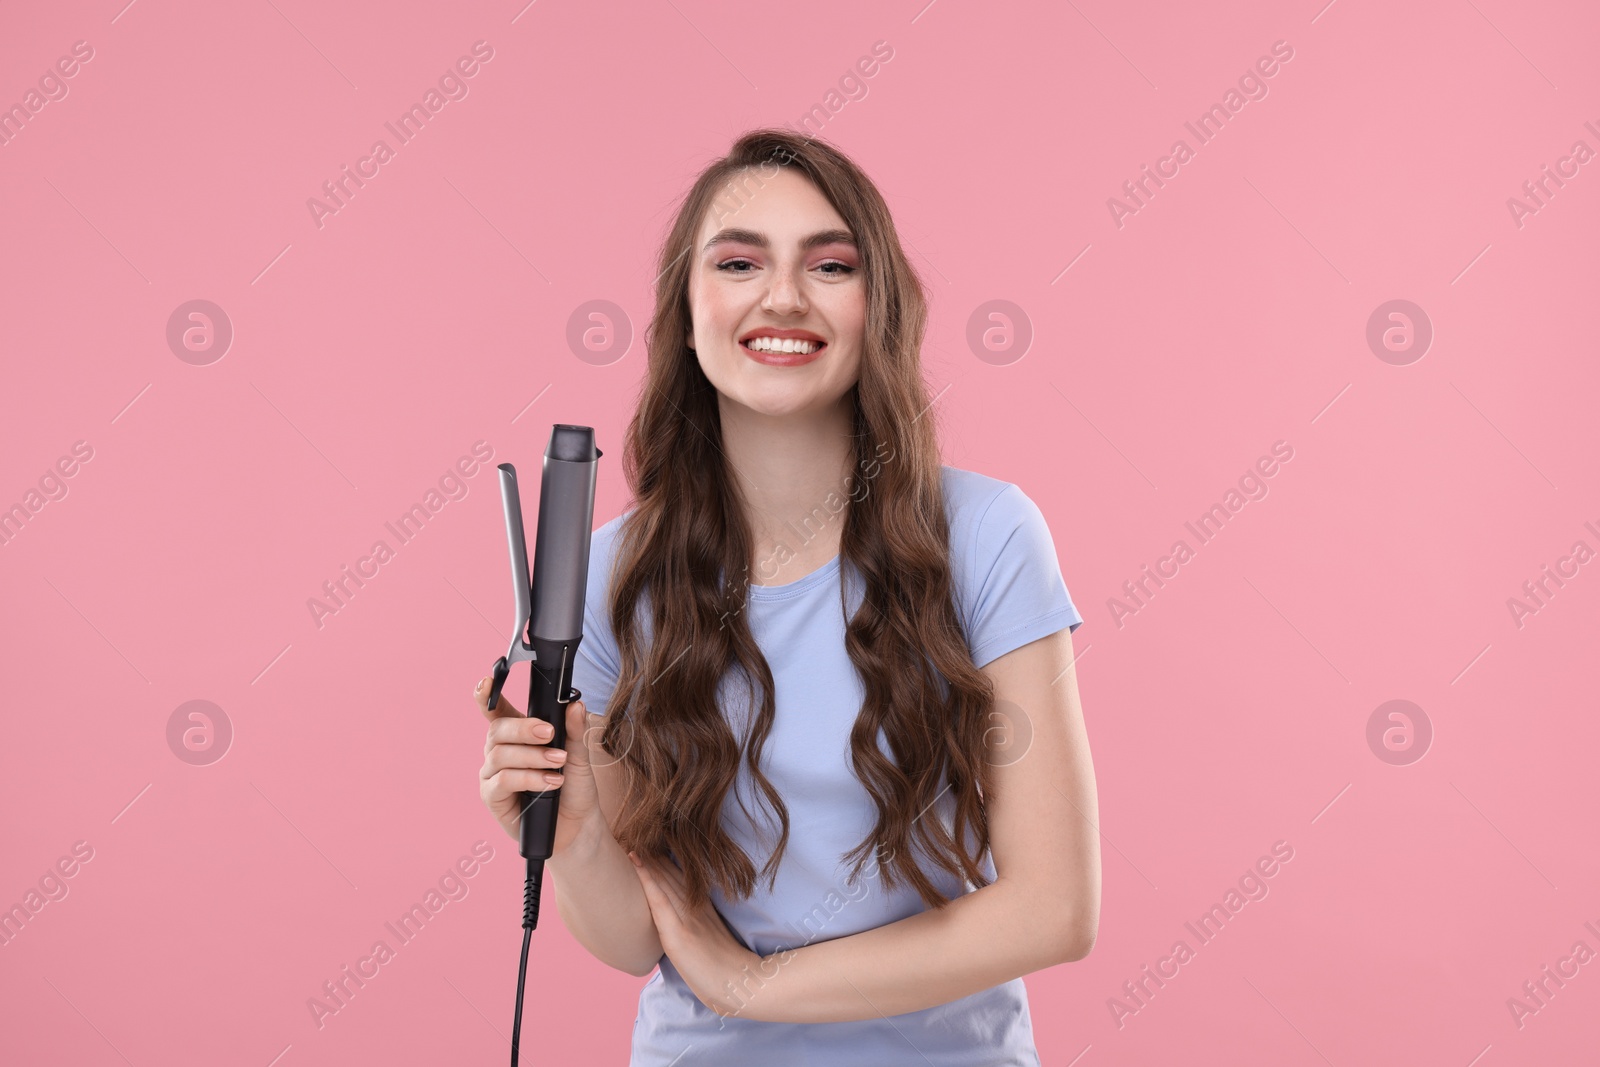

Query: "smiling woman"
<box><xmin>476</xmin><ymin>128</ymin><xmax>1100</xmax><ymax>1067</ymax></box>
<box><xmin>682</xmin><ymin>176</ymin><xmax>867</xmax><ymax>431</ymax></box>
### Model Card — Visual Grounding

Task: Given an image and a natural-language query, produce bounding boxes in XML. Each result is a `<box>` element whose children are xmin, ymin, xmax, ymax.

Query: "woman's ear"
<box><xmin>684</xmin><ymin>328</ymin><xmax>695</xmax><ymax>351</ymax></box>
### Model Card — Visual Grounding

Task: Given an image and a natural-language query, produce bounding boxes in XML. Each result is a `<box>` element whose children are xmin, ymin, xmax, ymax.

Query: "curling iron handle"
<box><xmin>520</xmin><ymin>791</ymin><xmax>561</xmax><ymax>861</ymax></box>
<box><xmin>518</xmin><ymin>634</ymin><xmax>581</xmax><ymax>861</ymax></box>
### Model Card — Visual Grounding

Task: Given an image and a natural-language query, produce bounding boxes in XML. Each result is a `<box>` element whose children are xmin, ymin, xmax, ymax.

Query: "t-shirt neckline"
<box><xmin>745</xmin><ymin>553</ymin><xmax>842</xmax><ymax>600</ymax></box>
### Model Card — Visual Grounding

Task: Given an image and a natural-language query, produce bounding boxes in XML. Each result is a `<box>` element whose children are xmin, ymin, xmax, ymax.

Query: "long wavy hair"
<box><xmin>600</xmin><ymin>128</ymin><xmax>998</xmax><ymax>913</ymax></box>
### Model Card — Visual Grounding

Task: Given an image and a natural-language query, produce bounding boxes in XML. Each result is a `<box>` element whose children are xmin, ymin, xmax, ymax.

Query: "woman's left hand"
<box><xmin>629</xmin><ymin>851</ymin><xmax>771</xmax><ymax>1019</ymax></box>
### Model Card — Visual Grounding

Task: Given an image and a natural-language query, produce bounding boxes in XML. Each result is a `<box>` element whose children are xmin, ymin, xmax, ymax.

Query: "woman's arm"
<box><xmin>547</xmin><ymin>729</ymin><xmax>665</xmax><ymax>977</ymax></box>
<box><xmin>736</xmin><ymin>625</ymin><xmax>1100</xmax><ymax>1022</ymax></box>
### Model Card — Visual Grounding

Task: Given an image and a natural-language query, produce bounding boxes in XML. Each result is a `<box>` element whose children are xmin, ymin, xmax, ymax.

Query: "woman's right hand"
<box><xmin>476</xmin><ymin>675</ymin><xmax>603</xmax><ymax>854</ymax></box>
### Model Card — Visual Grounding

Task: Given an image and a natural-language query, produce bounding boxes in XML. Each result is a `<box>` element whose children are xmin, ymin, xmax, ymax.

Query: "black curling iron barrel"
<box><xmin>485</xmin><ymin>424</ymin><xmax>601</xmax><ymax>1067</ymax></box>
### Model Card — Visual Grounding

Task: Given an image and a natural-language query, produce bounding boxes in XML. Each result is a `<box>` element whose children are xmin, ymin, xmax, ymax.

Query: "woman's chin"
<box><xmin>706</xmin><ymin>363</ymin><xmax>855</xmax><ymax>420</ymax></box>
<box><xmin>730</xmin><ymin>391</ymin><xmax>817</xmax><ymax>419</ymax></box>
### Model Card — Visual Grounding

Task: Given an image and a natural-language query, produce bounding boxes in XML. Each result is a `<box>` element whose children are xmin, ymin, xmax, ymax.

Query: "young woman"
<box><xmin>477</xmin><ymin>128</ymin><xmax>1100</xmax><ymax>1066</ymax></box>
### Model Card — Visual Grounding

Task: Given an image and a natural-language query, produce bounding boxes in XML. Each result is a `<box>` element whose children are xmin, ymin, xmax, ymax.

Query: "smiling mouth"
<box><xmin>740</xmin><ymin>337</ymin><xmax>827</xmax><ymax>365</ymax></box>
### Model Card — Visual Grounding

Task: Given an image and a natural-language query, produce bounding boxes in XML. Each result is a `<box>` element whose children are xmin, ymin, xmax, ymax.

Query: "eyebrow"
<box><xmin>702</xmin><ymin>227</ymin><xmax>856</xmax><ymax>253</ymax></box>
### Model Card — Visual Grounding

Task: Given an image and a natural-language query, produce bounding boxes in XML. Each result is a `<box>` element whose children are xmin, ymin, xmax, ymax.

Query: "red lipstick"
<box><xmin>738</xmin><ymin>327</ymin><xmax>827</xmax><ymax>367</ymax></box>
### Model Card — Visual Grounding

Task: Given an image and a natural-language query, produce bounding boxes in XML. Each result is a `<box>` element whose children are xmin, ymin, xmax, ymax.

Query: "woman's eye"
<box><xmin>714</xmin><ymin>259</ymin><xmax>856</xmax><ymax>275</ymax></box>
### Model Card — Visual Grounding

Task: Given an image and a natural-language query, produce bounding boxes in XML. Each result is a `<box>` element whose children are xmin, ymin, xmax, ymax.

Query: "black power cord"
<box><xmin>510</xmin><ymin>858</ymin><xmax>543</xmax><ymax>1066</ymax></box>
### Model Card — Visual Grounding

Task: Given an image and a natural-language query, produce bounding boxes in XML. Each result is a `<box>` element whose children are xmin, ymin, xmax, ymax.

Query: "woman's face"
<box><xmin>685</xmin><ymin>166</ymin><xmax>866</xmax><ymax>419</ymax></box>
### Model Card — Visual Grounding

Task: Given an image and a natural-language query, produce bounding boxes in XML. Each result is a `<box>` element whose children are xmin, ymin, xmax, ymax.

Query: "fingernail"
<box><xmin>628</xmin><ymin>851</ymin><xmax>642</xmax><ymax>867</ymax></box>
<box><xmin>543</xmin><ymin>772</ymin><xmax>562</xmax><ymax>785</ymax></box>
<box><xmin>475</xmin><ymin>678</ymin><xmax>484</xmax><ymax>695</ymax></box>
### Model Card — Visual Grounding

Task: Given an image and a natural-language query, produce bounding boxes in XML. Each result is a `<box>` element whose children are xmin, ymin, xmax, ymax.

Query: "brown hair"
<box><xmin>600</xmin><ymin>128</ymin><xmax>998</xmax><ymax>912</ymax></box>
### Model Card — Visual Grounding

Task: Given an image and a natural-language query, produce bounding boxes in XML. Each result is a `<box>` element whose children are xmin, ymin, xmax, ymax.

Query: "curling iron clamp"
<box><xmin>486</xmin><ymin>424</ymin><xmax>601</xmax><ymax>1067</ymax></box>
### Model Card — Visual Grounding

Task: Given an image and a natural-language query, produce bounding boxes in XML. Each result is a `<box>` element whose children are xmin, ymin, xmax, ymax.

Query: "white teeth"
<box><xmin>744</xmin><ymin>336</ymin><xmax>821</xmax><ymax>354</ymax></box>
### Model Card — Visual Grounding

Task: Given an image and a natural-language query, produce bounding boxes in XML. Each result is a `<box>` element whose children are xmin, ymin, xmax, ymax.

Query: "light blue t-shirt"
<box><xmin>570</xmin><ymin>465</ymin><xmax>1083</xmax><ymax>1067</ymax></box>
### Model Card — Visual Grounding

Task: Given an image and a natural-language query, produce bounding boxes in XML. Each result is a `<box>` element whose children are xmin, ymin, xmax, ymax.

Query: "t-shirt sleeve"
<box><xmin>964</xmin><ymin>482</ymin><xmax>1083</xmax><ymax>669</ymax></box>
<box><xmin>570</xmin><ymin>522</ymin><xmax>624</xmax><ymax>720</ymax></box>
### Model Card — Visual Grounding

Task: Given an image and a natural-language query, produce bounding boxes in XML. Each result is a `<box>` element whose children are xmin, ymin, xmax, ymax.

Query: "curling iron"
<box><xmin>485</xmin><ymin>424</ymin><xmax>602</xmax><ymax>1066</ymax></box>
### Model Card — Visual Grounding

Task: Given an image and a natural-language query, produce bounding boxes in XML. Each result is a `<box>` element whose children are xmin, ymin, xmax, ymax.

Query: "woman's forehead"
<box><xmin>697</xmin><ymin>168</ymin><xmax>849</xmax><ymax>243</ymax></box>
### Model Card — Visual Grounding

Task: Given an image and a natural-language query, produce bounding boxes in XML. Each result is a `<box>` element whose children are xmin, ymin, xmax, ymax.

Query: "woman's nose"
<box><xmin>761</xmin><ymin>263</ymin><xmax>808</xmax><ymax>313</ymax></box>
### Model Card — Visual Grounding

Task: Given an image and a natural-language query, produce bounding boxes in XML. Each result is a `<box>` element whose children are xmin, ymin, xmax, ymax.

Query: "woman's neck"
<box><xmin>718</xmin><ymin>393</ymin><xmax>855</xmax><ymax>586</ymax></box>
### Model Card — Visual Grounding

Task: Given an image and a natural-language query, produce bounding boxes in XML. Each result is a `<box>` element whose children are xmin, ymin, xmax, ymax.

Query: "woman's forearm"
<box><xmin>547</xmin><ymin>813</ymin><xmax>663</xmax><ymax>977</ymax></box>
<box><xmin>739</xmin><ymin>875</ymin><xmax>1088</xmax><ymax>1023</ymax></box>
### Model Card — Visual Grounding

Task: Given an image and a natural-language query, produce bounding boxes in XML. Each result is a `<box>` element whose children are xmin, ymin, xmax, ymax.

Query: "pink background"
<box><xmin>3</xmin><ymin>0</ymin><xmax>1597</xmax><ymax>1063</ymax></box>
